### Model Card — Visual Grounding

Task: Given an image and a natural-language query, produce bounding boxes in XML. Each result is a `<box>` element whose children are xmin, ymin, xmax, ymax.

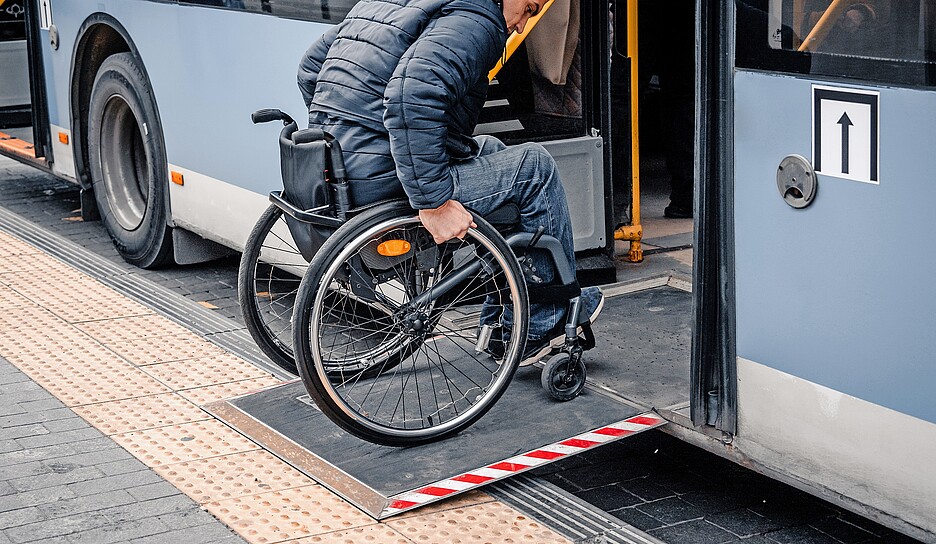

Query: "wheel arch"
<box><xmin>69</xmin><ymin>13</ymin><xmax>173</xmax><ymax>228</ymax></box>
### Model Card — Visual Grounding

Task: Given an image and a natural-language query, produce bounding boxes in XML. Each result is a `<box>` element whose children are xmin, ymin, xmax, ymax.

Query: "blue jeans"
<box><xmin>450</xmin><ymin>135</ymin><xmax>575</xmax><ymax>341</ymax></box>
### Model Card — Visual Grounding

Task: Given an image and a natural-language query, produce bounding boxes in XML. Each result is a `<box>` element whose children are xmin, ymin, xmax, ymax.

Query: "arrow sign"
<box><xmin>837</xmin><ymin>112</ymin><xmax>853</xmax><ymax>174</ymax></box>
<box><xmin>813</xmin><ymin>86</ymin><xmax>879</xmax><ymax>184</ymax></box>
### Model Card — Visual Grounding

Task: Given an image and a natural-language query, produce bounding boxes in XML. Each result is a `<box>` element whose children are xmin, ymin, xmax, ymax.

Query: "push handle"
<box><xmin>251</xmin><ymin>108</ymin><xmax>295</xmax><ymax>126</ymax></box>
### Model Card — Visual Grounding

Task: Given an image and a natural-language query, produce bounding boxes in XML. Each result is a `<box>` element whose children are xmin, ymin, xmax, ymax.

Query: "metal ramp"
<box><xmin>206</xmin><ymin>369</ymin><xmax>665</xmax><ymax>519</ymax></box>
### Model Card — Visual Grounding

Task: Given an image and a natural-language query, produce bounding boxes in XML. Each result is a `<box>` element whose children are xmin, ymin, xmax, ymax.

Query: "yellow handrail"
<box><xmin>614</xmin><ymin>0</ymin><xmax>643</xmax><ymax>263</ymax></box>
<box><xmin>798</xmin><ymin>0</ymin><xmax>850</xmax><ymax>52</ymax></box>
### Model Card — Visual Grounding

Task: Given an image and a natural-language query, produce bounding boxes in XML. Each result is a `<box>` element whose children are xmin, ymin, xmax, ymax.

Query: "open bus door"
<box><xmin>0</xmin><ymin>0</ymin><xmax>51</xmax><ymax>168</ymax></box>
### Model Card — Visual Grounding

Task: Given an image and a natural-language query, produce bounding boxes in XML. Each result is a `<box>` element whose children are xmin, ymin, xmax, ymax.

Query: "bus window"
<box><xmin>179</xmin><ymin>0</ymin><xmax>360</xmax><ymax>23</ymax></box>
<box><xmin>737</xmin><ymin>0</ymin><xmax>936</xmax><ymax>87</ymax></box>
<box><xmin>0</xmin><ymin>0</ymin><xmax>26</xmax><ymax>41</ymax></box>
<box><xmin>481</xmin><ymin>0</ymin><xmax>586</xmax><ymax>144</ymax></box>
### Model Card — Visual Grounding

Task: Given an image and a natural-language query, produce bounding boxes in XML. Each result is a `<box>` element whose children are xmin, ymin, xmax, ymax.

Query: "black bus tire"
<box><xmin>87</xmin><ymin>52</ymin><xmax>173</xmax><ymax>269</ymax></box>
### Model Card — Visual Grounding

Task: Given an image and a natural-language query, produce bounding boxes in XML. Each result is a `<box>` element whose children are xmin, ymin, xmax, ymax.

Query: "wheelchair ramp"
<box><xmin>205</xmin><ymin>369</ymin><xmax>664</xmax><ymax>519</ymax></box>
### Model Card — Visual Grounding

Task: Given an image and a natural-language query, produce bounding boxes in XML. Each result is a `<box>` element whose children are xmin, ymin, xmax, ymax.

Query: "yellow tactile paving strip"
<box><xmin>0</xmin><ymin>229</ymin><xmax>571</xmax><ymax>544</ymax></box>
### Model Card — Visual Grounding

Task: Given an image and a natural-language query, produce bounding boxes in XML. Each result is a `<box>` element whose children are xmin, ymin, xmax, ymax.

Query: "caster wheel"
<box><xmin>541</xmin><ymin>353</ymin><xmax>586</xmax><ymax>401</ymax></box>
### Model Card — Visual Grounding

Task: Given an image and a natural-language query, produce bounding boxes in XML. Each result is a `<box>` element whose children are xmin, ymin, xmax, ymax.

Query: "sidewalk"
<box><xmin>0</xmin><ymin>229</ymin><xmax>569</xmax><ymax>544</ymax></box>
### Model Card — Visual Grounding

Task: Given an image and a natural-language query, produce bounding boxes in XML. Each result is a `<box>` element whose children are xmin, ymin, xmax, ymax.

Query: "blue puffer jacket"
<box><xmin>298</xmin><ymin>0</ymin><xmax>507</xmax><ymax>209</ymax></box>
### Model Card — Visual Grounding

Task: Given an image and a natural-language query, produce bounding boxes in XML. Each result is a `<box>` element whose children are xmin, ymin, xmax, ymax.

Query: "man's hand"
<box><xmin>419</xmin><ymin>200</ymin><xmax>477</xmax><ymax>244</ymax></box>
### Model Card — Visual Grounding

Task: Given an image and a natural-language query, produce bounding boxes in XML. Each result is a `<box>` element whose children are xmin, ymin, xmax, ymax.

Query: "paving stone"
<box><xmin>13</xmin><ymin>427</ymin><xmax>101</xmax><ymax>450</ymax></box>
<box><xmin>573</xmin><ymin>483</ymin><xmax>643</xmax><ymax>511</ymax></box>
<box><xmin>650</xmin><ymin>519</ymin><xmax>738</xmax><ymax>544</ymax></box>
<box><xmin>0</xmin><ymin>408</ymin><xmax>75</xmax><ymax>428</ymax></box>
<box><xmin>0</xmin><ymin>437</ymin><xmax>119</xmax><ymax>468</ymax></box>
<box><xmin>154</xmin><ymin>507</ymin><xmax>222</xmax><ymax>530</ymax></box>
<box><xmin>608</xmin><ymin>505</ymin><xmax>666</xmax><ymax>532</ymax></box>
<box><xmin>636</xmin><ymin>496</ymin><xmax>705</xmax><ymax>526</ymax></box>
<box><xmin>3</xmin><ymin>510</ymin><xmax>111</xmax><ymax>543</ymax></box>
<box><xmin>98</xmin><ymin>494</ymin><xmax>195</xmax><ymax>523</ymax></box>
<box><xmin>42</xmin><ymin>418</ymin><xmax>91</xmax><ymax>434</ymax></box>
<box><xmin>60</xmin><ymin>516</ymin><xmax>167</xmax><ymax>544</ymax></box>
<box><xmin>0</xmin><ymin>460</ymin><xmax>49</xmax><ymax>481</ymax></box>
<box><xmin>0</xmin><ymin>480</ymin><xmax>13</xmax><ymax>496</ymax></box>
<box><xmin>0</xmin><ymin>424</ymin><xmax>50</xmax><ymax>441</ymax></box>
<box><xmin>65</xmin><ymin>469</ymin><xmax>164</xmax><ymax>497</ymax></box>
<box><xmin>809</xmin><ymin>516</ymin><xmax>879</xmax><ymax>544</ymax></box>
<box><xmin>96</xmin><ymin>458</ymin><xmax>149</xmax><ymax>477</ymax></box>
<box><xmin>765</xmin><ymin>524</ymin><xmax>841</xmax><ymax>544</ymax></box>
<box><xmin>618</xmin><ymin>475</ymin><xmax>677</xmax><ymax>502</ymax></box>
<box><xmin>707</xmin><ymin>508</ymin><xmax>785</xmax><ymax>538</ymax></box>
<box><xmin>9</xmin><ymin>465</ymin><xmax>106</xmax><ymax>492</ymax></box>
<box><xmin>0</xmin><ymin>485</ymin><xmax>78</xmax><ymax>513</ymax></box>
<box><xmin>38</xmin><ymin>490</ymin><xmax>136</xmax><ymax>520</ymax></box>
<box><xmin>129</xmin><ymin>524</ymin><xmax>245</xmax><ymax>544</ymax></box>
<box><xmin>52</xmin><ymin>447</ymin><xmax>134</xmax><ymax>471</ymax></box>
<box><xmin>681</xmin><ymin>490</ymin><xmax>755</xmax><ymax>515</ymax></box>
<box><xmin>126</xmin><ymin>481</ymin><xmax>180</xmax><ymax>502</ymax></box>
<box><xmin>0</xmin><ymin>506</ymin><xmax>45</xmax><ymax>531</ymax></box>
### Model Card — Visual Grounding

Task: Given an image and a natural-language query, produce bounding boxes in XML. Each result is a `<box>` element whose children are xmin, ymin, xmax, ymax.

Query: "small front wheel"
<box><xmin>542</xmin><ymin>353</ymin><xmax>586</xmax><ymax>402</ymax></box>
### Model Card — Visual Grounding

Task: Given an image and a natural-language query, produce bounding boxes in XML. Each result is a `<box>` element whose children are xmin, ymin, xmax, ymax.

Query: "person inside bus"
<box><xmin>297</xmin><ymin>0</ymin><xmax>604</xmax><ymax>366</ymax></box>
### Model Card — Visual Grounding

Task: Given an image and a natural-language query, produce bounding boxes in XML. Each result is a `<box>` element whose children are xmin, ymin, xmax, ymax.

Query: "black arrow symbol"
<box><xmin>838</xmin><ymin>112</ymin><xmax>853</xmax><ymax>175</ymax></box>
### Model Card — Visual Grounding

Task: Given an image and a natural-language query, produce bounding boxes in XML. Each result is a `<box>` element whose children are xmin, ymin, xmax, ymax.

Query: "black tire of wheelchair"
<box><xmin>541</xmin><ymin>352</ymin><xmax>587</xmax><ymax>402</ymax></box>
<box><xmin>238</xmin><ymin>205</ymin><xmax>300</xmax><ymax>375</ymax></box>
<box><xmin>293</xmin><ymin>202</ymin><xmax>528</xmax><ymax>446</ymax></box>
<box><xmin>87</xmin><ymin>52</ymin><xmax>173</xmax><ymax>269</ymax></box>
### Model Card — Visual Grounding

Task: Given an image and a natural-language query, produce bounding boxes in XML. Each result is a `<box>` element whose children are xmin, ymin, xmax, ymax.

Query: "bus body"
<box><xmin>1</xmin><ymin>0</ymin><xmax>935</xmax><ymax>541</ymax></box>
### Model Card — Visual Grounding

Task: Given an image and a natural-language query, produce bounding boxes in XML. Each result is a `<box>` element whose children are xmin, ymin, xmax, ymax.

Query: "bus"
<box><xmin>0</xmin><ymin>0</ymin><xmax>933</xmax><ymax>541</ymax></box>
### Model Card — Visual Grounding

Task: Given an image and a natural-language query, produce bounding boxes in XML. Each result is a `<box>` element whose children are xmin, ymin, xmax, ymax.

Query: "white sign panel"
<box><xmin>812</xmin><ymin>85</ymin><xmax>879</xmax><ymax>184</ymax></box>
<box><xmin>39</xmin><ymin>0</ymin><xmax>53</xmax><ymax>30</ymax></box>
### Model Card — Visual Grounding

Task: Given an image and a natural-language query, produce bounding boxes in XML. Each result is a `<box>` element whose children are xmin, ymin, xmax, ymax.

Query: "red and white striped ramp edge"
<box><xmin>381</xmin><ymin>411</ymin><xmax>666</xmax><ymax>517</ymax></box>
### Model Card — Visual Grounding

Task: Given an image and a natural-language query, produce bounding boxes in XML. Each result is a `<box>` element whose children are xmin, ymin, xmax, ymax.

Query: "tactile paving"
<box><xmin>0</xmin><ymin>231</ymin><xmax>41</xmax><ymax>257</ymax></box>
<box><xmin>142</xmin><ymin>353</ymin><xmax>273</xmax><ymax>390</ymax></box>
<box><xmin>46</xmin><ymin>296</ymin><xmax>153</xmax><ymax>323</ymax></box>
<box><xmin>392</xmin><ymin>490</ymin><xmax>495</xmax><ymax>519</ymax></box>
<box><xmin>0</xmin><ymin>320</ymin><xmax>97</xmax><ymax>356</ymax></box>
<box><xmin>75</xmin><ymin>313</ymin><xmax>193</xmax><ymax>344</ymax></box>
<box><xmin>108</xmin><ymin>332</ymin><xmax>230</xmax><ymax>366</ymax></box>
<box><xmin>0</xmin><ymin>252</ymin><xmax>75</xmax><ymax>275</ymax></box>
<box><xmin>0</xmin><ymin>303</ymin><xmax>69</xmax><ymax>331</ymax></box>
<box><xmin>177</xmin><ymin>376</ymin><xmax>284</xmax><ymax>405</ymax></box>
<box><xmin>112</xmin><ymin>419</ymin><xmax>258</xmax><ymax>467</ymax></box>
<box><xmin>0</xmin><ymin>285</ymin><xmax>30</xmax><ymax>309</ymax></box>
<box><xmin>286</xmin><ymin>524</ymin><xmax>413</xmax><ymax>544</ymax></box>
<box><xmin>153</xmin><ymin>449</ymin><xmax>313</xmax><ymax>504</ymax></box>
<box><xmin>205</xmin><ymin>484</ymin><xmax>375</xmax><ymax>543</ymax></box>
<box><xmin>5</xmin><ymin>346</ymin><xmax>170</xmax><ymax>406</ymax></box>
<box><xmin>386</xmin><ymin>501</ymin><xmax>570</xmax><ymax>544</ymax></box>
<box><xmin>72</xmin><ymin>393</ymin><xmax>211</xmax><ymax>435</ymax></box>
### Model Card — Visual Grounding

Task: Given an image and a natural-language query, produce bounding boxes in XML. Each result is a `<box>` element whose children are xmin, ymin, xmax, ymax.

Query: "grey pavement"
<box><xmin>0</xmin><ymin>154</ymin><xmax>926</xmax><ymax>544</ymax></box>
<box><xmin>0</xmin><ymin>357</ymin><xmax>245</xmax><ymax>544</ymax></box>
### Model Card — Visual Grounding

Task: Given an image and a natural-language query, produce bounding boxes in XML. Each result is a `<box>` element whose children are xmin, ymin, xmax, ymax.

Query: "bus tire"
<box><xmin>87</xmin><ymin>52</ymin><xmax>173</xmax><ymax>269</ymax></box>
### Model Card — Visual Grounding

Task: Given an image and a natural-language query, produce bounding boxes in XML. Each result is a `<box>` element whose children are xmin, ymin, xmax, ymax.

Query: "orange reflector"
<box><xmin>170</xmin><ymin>171</ymin><xmax>184</xmax><ymax>185</ymax></box>
<box><xmin>377</xmin><ymin>239</ymin><xmax>411</xmax><ymax>257</ymax></box>
<box><xmin>58</xmin><ymin>132</ymin><xmax>69</xmax><ymax>145</ymax></box>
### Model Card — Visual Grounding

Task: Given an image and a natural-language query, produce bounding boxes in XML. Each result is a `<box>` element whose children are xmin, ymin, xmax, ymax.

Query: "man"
<box><xmin>298</xmin><ymin>0</ymin><xmax>602</xmax><ymax>365</ymax></box>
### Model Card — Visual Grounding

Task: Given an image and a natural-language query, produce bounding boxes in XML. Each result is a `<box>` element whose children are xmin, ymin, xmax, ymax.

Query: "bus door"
<box><xmin>483</xmin><ymin>0</ymin><xmax>615</xmax><ymax>282</ymax></box>
<box><xmin>0</xmin><ymin>0</ymin><xmax>51</xmax><ymax>168</ymax></box>
<box><xmin>728</xmin><ymin>0</ymin><xmax>936</xmax><ymax>535</ymax></box>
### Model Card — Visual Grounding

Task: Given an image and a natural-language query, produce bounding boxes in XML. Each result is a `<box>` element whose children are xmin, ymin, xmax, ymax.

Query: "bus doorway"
<box><xmin>0</xmin><ymin>0</ymin><xmax>51</xmax><ymax>171</ymax></box>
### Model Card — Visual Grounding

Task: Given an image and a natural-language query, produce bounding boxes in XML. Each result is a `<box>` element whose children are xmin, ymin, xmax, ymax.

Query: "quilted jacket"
<box><xmin>298</xmin><ymin>0</ymin><xmax>508</xmax><ymax>209</ymax></box>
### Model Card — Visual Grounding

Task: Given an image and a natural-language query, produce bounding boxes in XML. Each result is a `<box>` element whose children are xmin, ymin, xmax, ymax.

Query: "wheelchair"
<box><xmin>239</xmin><ymin>109</ymin><xmax>596</xmax><ymax>446</ymax></box>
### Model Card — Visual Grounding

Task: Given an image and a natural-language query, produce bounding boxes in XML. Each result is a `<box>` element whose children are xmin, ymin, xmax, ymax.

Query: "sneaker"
<box><xmin>519</xmin><ymin>286</ymin><xmax>604</xmax><ymax>366</ymax></box>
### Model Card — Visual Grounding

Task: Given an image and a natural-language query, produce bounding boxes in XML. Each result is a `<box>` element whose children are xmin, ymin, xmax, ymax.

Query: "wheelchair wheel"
<box><xmin>293</xmin><ymin>203</ymin><xmax>529</xmax><ymax>446</ymax></box>
<box><xmin>238</xmin><ymin>205</ymin><xmax>307</xmax><ymax>375</ymax></box>
<box><xmin>541</xmin><ymin>353</ymin><xmax>586</xmax><ymax>402</ymax></box>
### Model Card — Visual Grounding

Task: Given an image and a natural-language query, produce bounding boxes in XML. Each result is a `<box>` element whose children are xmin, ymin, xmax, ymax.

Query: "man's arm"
<box><xmin>297</xmin><ymin>24</ymin><xmax>341</xmax><ymax>109</ymax></box>
<box><xmin>383</xmin><ymin>8</ymin><xmax>504</xmax><ymax>211</ymax></box>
